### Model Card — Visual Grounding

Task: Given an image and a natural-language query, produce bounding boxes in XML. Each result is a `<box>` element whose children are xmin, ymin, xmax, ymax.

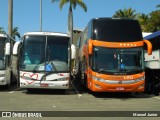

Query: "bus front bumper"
<box><xmin>89</xmin><ymin>79</ymin><xmax>145</xmax><ymax>92</ymax></box>
<box><xmin>20</xmin><ymin>80</ymin><xmax>70</xmax><ymax>89</ymax></box>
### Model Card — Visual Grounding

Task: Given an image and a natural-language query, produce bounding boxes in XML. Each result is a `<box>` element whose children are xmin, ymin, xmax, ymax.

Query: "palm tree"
<box><xmin>8</xmin><ymin>0</ymin><xmax>13</xmax><ymax>36</ymax></box>
<box><xmin>51</xmin><ymin>0</ymin><xmax>87</xmax><ymax>43</ymax></box>
<box><xmin>0</xmin><ymin>27</ymin><xmax>6</xmax><ymax>34</ymax></box>
<box><xmin>12</xmin><ymin>27</ymin><xmax>21</xmax><ymax>39</ymax></box>
<box><xmin>137</xmin><ymin>13</ymin><xmax>149</xmax><ymax>32</ymax></box>
<box><xmin>156</xmin><ymin>4</ymin><xmax>160</xmax><ymax>9</ymax></box>
<box><xmin>113</xmin><ymin>7</ymin><xmax>138</xmax><ymax>19</ymax></box>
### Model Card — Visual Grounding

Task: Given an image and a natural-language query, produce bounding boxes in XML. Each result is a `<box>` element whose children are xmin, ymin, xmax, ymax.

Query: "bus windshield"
<box><xmin>20</xmin><ymin>35</ymin><xmax>69</xmax><ymax>72</ymax></box>
<box><xmin>0</xmin><ymin>38</ymin><xmax>6</xmax><ymax>70</ymax></box>
<box><xmin>92</xmin><ymin>47</ymin><xmax>144</xmax><ymax>75</ymax></box>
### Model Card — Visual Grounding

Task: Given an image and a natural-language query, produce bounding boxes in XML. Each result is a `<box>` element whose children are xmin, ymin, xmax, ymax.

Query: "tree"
<box><xmin>8</xmin><ymin>0</ymin><xmax>13</xmax><ymax>36</ymax></box>
<box><xmin>137</xmin><ymin>13</ymin><xmax>149</xmax><ymax>32</ymax></box>
<box><xmin>136</xmin><ymin>5</ymin><xmax>160</xmax><ymax>32</ymax></box>
<box><xmin>113</xmin><ymin>7</ymin><xmax>138</xmax><ymax>19</ymax></box>
<box><xmin>12</xmin><ymin>27</ymin><xmax>21</xmax><ymax>39</ymax></box>
<box><xmin>0</xmin><ymin>27</ymin><xmax>6</xmax><ymax>34</ymax></box>
<box><xmin>156</xmin><ymin>4</ymin><xmax>160</xmax><ymax>9</ymax></box>
<box><xmin>51</xmin><ymin>0</ymin><xmax>87</xmax><ymax>43</ymax></box>
<box><xmin>146</xmin><ymin>10</ymin><xmax>160</xmax><ymax>32</ymax></box>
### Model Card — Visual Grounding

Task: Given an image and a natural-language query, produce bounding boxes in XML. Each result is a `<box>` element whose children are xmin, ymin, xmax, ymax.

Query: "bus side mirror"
<box><xmin>5</xmin><ymin>43</ymin><xmax>11</xmax><ymax>55</ymax></box>
<box><xmin>143</xmin><ymin>39</ymin><xmax>152</xmax><ymax>55</ymax></box>
<box><xmin>88</xmin><ymin>41</ymin><xmax>93</xmax><ymax>55</ymax></box>
<box><xmin>71</xmin><ymin>44</ymin><xmax>76</xmax><ymax>59</ymax></box>
<box><xmin>13</xmin><ymin>41</ymin><xmax>21</xmax><ymax>55</ymax></box>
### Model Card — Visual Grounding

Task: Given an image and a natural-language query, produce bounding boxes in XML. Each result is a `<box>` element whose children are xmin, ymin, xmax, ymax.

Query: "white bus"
<box><xmin>0</xmin><ymin>33</ymin><xmax>15</xmax><ymax>87</ymax></box>
<box><xmin>13</xmin><ymin>32</ymin><xmax>76</xmax><ymax>91</ymax></box>
<box><xmin>144</xmin><ymin>30</ymin><xmax>160</xmax><ymax>95</ymax></box>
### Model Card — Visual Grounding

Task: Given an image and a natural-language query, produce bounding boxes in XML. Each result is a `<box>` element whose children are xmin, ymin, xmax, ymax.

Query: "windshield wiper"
<box><xmin>50</xmin><ymin>62</ymin><xmax>57</xmax><ymax>71</ymax></box>
<box><xmin>32</xmin><ymin>57</ymin><xmax>45</xmax><ymax>72</ymax></box>
<box><xmin>97</xmin><ymin>69</ymin><xmax>107</xmax><ymax>73</ymax></box>
<box><xmin>119</xmin><ymin>69</ymin><xmax>128</xmax><ymax>72</ymax></box>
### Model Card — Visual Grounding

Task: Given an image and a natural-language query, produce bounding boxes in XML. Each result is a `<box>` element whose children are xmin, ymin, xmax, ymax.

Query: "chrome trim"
<box><xmin>92</xmin><ymin>76</ymin><xmax>144</xmax><ymax>84</ymax></box>
<box><xmin>100</xmin><ymin>80</ymin><xmax>142</xmax><ymax>84</ymax></box>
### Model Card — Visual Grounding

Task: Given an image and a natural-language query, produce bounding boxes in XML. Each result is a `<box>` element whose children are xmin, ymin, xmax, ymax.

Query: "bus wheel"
<box><xmin>60</xmin><ymin>89</ymin><xmax>66</xmax><ymax>94</ymax></box>
<box><xmin>84</xmin><ymin>74</ymin><xmax>88</xmax><ymax>88</ymax></box>
<box><xmin>4</xmin><ymin>83</ymin><xmax>10</xmax><ymax>89</ymax></box>
<box><xmin>81</xmin><ymin>72</ymin><xmax>87</xmax><ymax>87</ymax></box>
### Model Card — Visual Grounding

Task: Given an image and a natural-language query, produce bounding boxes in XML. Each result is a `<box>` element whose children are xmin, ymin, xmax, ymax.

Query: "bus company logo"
<box><xmin>124</xmin><ymin>76</ymin><xmax>133</xmax><ymax>79</ymax></box>
<box><xmin>21</xmin><ymin>73</ymin><xmax>38</xmax><ymax>84</ymax></box>
<box><xmin>119</xmin><ymin>81</ymin><xmax>122</xmax><ymax>84</ymax></box>
<box><xmin>59</xmin><ymin>73</ymin><xmax>64</xmax><ymax>76</ymax></box>
<box><xmin>107</xmin><ymin>76</ymin><xmax>124</xmax><ymax>80</ymax></box>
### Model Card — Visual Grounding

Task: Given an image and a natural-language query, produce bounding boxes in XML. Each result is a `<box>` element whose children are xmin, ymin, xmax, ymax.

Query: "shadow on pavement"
<box><xmin>0</xmin><ymin>82</ymin><xmax>19</xmax><ymax>92</ymax></box>
<box><xmin>25</xmin><ymin>88</ymin><xmax>71</xmax><ymax>95</ymax></box>
<box><xmin>72</xmin><ymin>79</ymin><xmax>155</xmax><ymax>99</ymax></box>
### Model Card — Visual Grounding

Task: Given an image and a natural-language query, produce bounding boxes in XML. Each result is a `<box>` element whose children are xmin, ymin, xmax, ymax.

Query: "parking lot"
<box><xmin>0</xmin><ymin>79</ymin><xmax>160</xmax><ymax>119</ymax></box>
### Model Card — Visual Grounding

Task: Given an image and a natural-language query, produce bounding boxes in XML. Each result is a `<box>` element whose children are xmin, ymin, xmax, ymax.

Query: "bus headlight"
<box><xmin>92</xmin><ymin>76</ymin><xmax>105</xmax><ymax>82</ymax></box>
<box><xmin>135</xmin><ymin>76</ymin><xmax>145</xmax><ymax>82</ymax></box>
<box><xmin>58</xmin><ymin>77</ymin><xmax>69</xmax><ymax>81</ymax></box>
<box><xmin>0</xmin><ymin>74</ymin><xmax>5</xmax><ymax>77</ymax></box>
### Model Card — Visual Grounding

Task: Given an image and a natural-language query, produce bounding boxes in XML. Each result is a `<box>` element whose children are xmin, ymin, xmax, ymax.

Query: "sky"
<box><xmin>0</xmin><ymin>0</ymin><xmax>159</xmax><ymax>40</ymax></box>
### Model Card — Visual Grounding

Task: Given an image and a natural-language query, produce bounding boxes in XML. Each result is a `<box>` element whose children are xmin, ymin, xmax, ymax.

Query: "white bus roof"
<box><xmin>144</xmin><ymin>31</ymin><xmax>160</xmax><ymax>40</ymax></box>
<box><xmin>24</xmin><ymin>32</ymin><xmax>69</xmax><ymax>37</ymax></box>
<box><xmin>142</xmin><ymin>32</ymin><xmax>152</xmax><ymax>38</ymax></box>
<box><xmin>0</xmin><ymin>34</ymin><xmax>7</xmax><ymax>37</ymax></box>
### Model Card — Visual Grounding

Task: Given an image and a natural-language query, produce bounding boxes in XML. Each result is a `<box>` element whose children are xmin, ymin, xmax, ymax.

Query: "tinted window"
<box><xmin>0</xmin><ymin>37</ymin><xmax>6</xmax><ymax>69</ymax></box>
<box><xmin>92</xmin><ymin>47</ymin><xmax>144</xmax><ymax>75</ymax></box>
<box><xmin>92</xmin><ymin>19</ymin><xmax>142</xmax><ymax>42</ymax></box>
<box><xmin>47</xmin><ymin>36</ymin><xmax>69</xmax><ymax>63</ymax></box>
<box><xmin>20</xmin><ymin>35</ymin><xmax>70</xmax><ymax>72</ymax></box>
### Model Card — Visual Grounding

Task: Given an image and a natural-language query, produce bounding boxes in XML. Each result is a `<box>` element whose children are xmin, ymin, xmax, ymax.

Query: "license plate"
<box><xmin>116</xmin><ymin>87</ymin><xmax>124</xmax><ymax>90</ymax></box>
<box><xmin>40</xmin><ymin>84</ymin><xmax>49</xmax><ymax>87</ymax></box>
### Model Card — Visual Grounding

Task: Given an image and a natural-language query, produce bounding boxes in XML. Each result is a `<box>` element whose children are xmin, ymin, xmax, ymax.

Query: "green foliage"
<box><xmin>0</xmin><ymin>27</ymin><xmax>21</xmax><ymax>39</ymax></box>
<box><xmin>146</xmin><ymin>10</ymin><xmax>160</xmax><ymax>32</ymax></box>
<box><xmin>52</xmin><ymin>0</ymin><xmax>87</xmax><ymax>12</ymax></box>
<box><xmin>156</xmin><ymin>4</ymin><xmax>160</xmax><ymax>9</ymax></box>
<box><xmin>12</xmin><ymin>27</ymin><xmax>21</xmax><ymax>39</ymax></box>
<box><xmin>137</xmin><ymin>10</ymin><xmax>160</xmax><ymax>32</ymax></box>
<box><xmin>137</xmin><ymin>13</ymin><xmax>149</xmax><ymax>32</ymax></box>
<box><xmin>0</xmin><ymin>27</ymin><xmax>6</xmax><ymax>34</ymax></box>
<box><xmin>113</xmin><ymin>7</ymin><xmax>138</xmax><ymax>19</ymax></box>
<box><xmin>113</xmin><ymin>6</ymin><xmax>160</xmax><ymax>32</ymax></box>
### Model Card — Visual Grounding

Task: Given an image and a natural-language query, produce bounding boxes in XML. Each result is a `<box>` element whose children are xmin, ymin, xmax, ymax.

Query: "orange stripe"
<box><xmin>89</xmin><ymin>39</ymin><xmax>144</xmax><ymax>48</ymax></box>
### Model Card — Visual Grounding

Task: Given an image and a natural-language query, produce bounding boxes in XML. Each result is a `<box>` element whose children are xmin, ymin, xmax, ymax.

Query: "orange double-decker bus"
<box><xmin>76</xmin><ymin>18</ymin><xmax>152</xmax><ymax>92</ymax></box>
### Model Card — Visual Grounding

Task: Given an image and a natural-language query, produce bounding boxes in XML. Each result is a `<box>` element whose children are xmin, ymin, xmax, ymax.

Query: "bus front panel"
<box><xmin>87</xmin><ymin>46</ymin><xmax>145</xmax><ymax>92</ymax></box>
<box><xmin>19</xmin><ymin>35</ymin><xmax>70</xmax><ymax>89</ymax></box>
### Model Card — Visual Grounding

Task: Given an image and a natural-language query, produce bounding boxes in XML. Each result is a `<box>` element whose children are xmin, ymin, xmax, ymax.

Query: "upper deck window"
<box><xmin>92</xmin><ymin>18</ymin><xmax>142</xmax><ymax>42</ymax></box>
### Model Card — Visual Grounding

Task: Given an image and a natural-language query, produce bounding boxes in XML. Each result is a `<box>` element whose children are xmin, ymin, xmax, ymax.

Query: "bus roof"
<box><xmin>92</xmin><ymin>17</ymin><xmax>134</xmax><ymax>20</ymax></box>
<box><xmin>142</xmin><ymin>32</ymin><xmax>152</xmax><ymax>38</ymax></box>
<box><xmin>87</xmin><ymin>17</ymin><xmax>142</xmax><ymax>42</ymax></box>
<box><xmin>0</xmin><ymin>33</ymin><xmax>7</xmax><ymax>38</ymax></box>
<box><xmin>24</xmin><ymin>32</ymin><xmax>69</xmax><ymax>37</ymax></box>
<box><xmin>144</xmin><ymin>30</ymin><xmax>160</xmax><ymax>40</ymax></box>
<box><xmin>143</xmin><ymin>31</ymin><xmax>160</xmax><ymax>50</ymax></box>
